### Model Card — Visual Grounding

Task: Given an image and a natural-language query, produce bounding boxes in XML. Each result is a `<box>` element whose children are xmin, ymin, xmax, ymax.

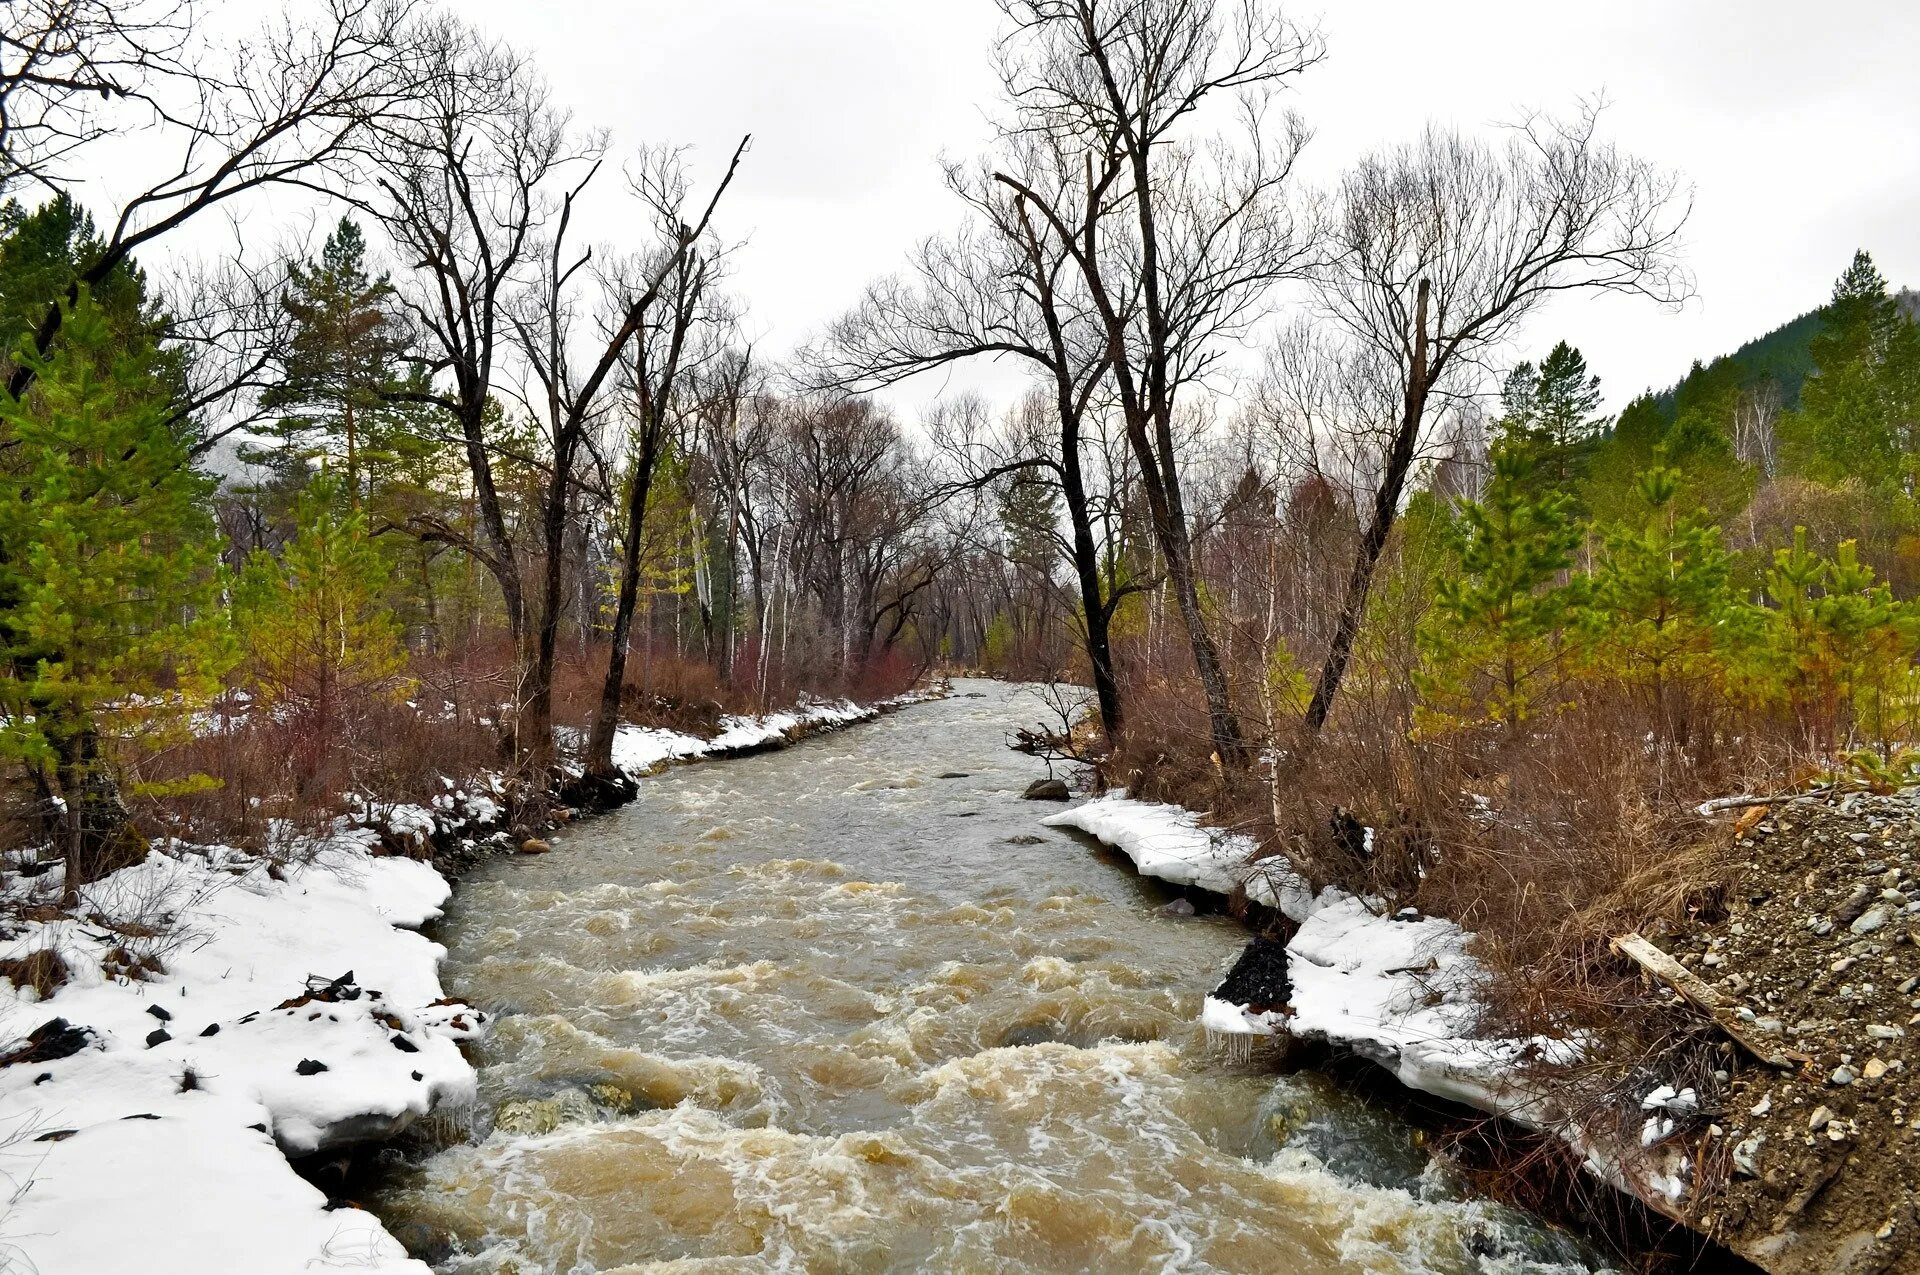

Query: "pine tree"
<box><xmin>1579</xmin><ymin>455</ymin><xmax>1735</xmax><ymax>744</ymax></box>
<box><xmin>1416</xmin><ymin>444</ymin><xmax>1581</xmax><ymax>733</ymax></box>
<box><xmin>1494</xmin><ymin>341</ymin><xmax>1605</xmax><ymax>489</ymax></box>
<box><xmin>0</xmin><ymin>289</ymin><xmax>232</xmax><ymax>889</ymax></box>
<box><xmin>1784</xmin><ymin>250</ymin><xmax>1920</xmax><ymax>485</ymax></box>
<box><xmin>1760</xmin><ymin>528</ymin><xmax>1918</xmax><ymax>753</ymax></box>
<box><xmin>234</xmin><ymin>476</ymin><xmax>412</xmax><ymax>783</ymax></box>
<box><xmin>257</xmin><ymin>218</ymin><xmax>409</xmax><ymax>507</ymax></box>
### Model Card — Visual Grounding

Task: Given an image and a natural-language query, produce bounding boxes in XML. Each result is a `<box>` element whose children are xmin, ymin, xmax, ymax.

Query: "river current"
<box><xmin>370</xmin><ymin>680</ymin><xmax>1603</xmax><ymax>1274</ymax></box>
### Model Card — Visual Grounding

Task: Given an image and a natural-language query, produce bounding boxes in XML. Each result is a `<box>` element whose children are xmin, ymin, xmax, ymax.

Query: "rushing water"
<box><xmin>371</xmin><ymin>680</ymin><xmax>1603</xmax><ymax>1274</ymax></box>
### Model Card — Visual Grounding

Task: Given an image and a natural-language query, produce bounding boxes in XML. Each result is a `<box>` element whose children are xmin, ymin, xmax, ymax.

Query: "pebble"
<box><xmin>1864</xmin><ymin>1058</ymin><xmax>1890</xmax><ymax>1081</ymax></box>
<box><xmin>1900</xmin><ymin>976</ymin><xmax>1919</xmax><ymax>995</ymax></box>
<box><xmin>1832</xmin><ymin>1065</ymin><xmax>1859</xmax><ymax>1086</ymax></box>
<box><xmin>1733</xmin><ymin>1134</ymin><xmax>1765</xmax><ymax>1176</ymax></box>
<box><xmin>1810</xmin><ymin>1105</ymin><xmax>1836</xmax><ymax>1130</ymax></box>
<box><xmin>1866</xmin><ymin>1024</ymin><xmax>1906</xmax><ymax>1039</ymax></box>
<box><xmin>1751</xmin><ymin>1094</ymin><xmax>1773</xmax><ymax>1116</ymax></box>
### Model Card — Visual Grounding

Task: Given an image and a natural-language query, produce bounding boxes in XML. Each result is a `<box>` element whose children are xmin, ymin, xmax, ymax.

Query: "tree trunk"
<box><xmin>586</xmin><ymin>441</ymin><xmax>662</xmax><ymax>779</ymax></box>
<box><xmin>1306</xmin><ymin>280</ymin><xmax>1432</xmax><ymax>733</ymax></box>
<box><xmin>51</xmin><ymin>726</ymin><xmax>146</xmax><ymax>902</ymax></box>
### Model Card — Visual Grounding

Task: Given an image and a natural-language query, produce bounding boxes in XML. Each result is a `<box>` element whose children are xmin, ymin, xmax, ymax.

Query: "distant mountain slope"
<box><xmin>1649</xmin><ymin>288</ymin><xmax>1919</xmax><ymax>416</ymax></box>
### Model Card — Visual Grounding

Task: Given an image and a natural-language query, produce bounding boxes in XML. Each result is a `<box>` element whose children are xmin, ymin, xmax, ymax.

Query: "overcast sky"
<box><xmin>179</xmin><ymin>1</ymin><xmax>1920</xmax><ymax>418</ymax></box>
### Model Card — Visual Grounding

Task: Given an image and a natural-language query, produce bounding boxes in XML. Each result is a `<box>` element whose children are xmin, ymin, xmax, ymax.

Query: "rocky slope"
<box><xmin>1658</xmin><ymin>789</ymin><xmax>1920</xmax><ymax>1274</ymax></box>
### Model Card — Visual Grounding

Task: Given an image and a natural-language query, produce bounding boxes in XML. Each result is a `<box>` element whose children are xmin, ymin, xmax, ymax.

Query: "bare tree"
<box><xmin>581</xmin><ymin>139</ymin><xmax>747</xmax><ymax>783</ymax></box>
<box><xmin>811</xmin><ymin>143</ymin><xmax>1133</xmax><ymax>742</ymax></box>
<box><xmin>989</xmin><ymin>0</ymin><xmax>1323</xmax><ymax>765</ymax></box>
<box><xmin>372</xmin><ymin>13</ymin><xmax>584</xmax><ymax>730</ymax></box>
<box><xmin>5</xmin><ymin>0</ymin><xmax>418</xmax><ymax>400</ymax></box>
<box><xmin>1300</xmin><ymin>103</ymin><xmax>1691</xmax><ymax>733</ymax></box>
<box><xmin>0</xmin><ymin>0</ymin><xmax>191</xmax><ymax>196</ymax></box>
<box><xmin>1732</xmin><ymin>379</ymin><xmax>1781</xmax><ymax>479</ymax></box>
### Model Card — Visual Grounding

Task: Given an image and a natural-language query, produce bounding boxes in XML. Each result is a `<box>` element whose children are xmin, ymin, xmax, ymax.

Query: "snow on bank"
<box><xmin>1045</xmin><ymin>793</ymin><xmax>1692</xmax><ymax>1210</ymax></box>
<box><xmin>0</xmin><ymin>691</ymin><xmax>928</xmax><ymax>1274</ymax></box>
<box><xmin>1040</xmin><ymin>794</ymin><xmax>1311</xmax><ymax>916</ymax></box>
<box><xmin>605</xmin><ymin>697</ymin><xmax>900</xmax><ymax>777</ymax></box>
<box><xmin>0</xmin><ymin>841</ymin><xmax>473</xmax><ymax>1273</ymax></box>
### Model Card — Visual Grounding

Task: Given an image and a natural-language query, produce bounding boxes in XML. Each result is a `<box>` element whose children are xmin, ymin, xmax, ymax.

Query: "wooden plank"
<box><xmin>1611</xmin><ymin>932</ymin><xmax>1810</xmax><ymax>1071</ymax></box>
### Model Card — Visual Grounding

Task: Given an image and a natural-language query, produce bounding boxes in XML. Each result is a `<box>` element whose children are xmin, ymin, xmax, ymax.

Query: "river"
<box><xmin>369</xmin><ymin>680</ymin><xmax>1604</xmax><ymax>1274</ymax></box>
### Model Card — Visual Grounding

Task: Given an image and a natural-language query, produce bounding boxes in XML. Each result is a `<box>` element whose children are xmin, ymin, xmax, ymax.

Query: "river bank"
<box><xmin>0</xmin><ymin>691</ymin><xmax>932</xmax><ymax>1275</ymax></box>
<box><xmin>1047</xmin><ymin>786</ymin><xmax>1920</xmax><ymax>1273</ymax></box>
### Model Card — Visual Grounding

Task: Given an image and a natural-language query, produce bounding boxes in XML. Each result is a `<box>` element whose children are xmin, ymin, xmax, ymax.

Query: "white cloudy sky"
<box><xmin>100</xmin><ymin>1</ymin><xmax>1920</xmax><ymax>418</ymax></box>
<box><xmin>426</xmin><ymin>0</ymin><xmax>1920</xmax><ymax>414</ymax></box>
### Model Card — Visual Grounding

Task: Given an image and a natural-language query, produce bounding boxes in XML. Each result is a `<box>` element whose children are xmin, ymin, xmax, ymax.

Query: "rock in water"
<box><xmin>1158</xmin><ymin>897</ymin><xmax>1198</xmax><ymax>918</ymax></box>
<box><xmin>519</xmin><ymin>838</ymin><xmax>553</xmax><ymax>855</ymax></box>
<box><xmin>1022</xmin><ymin>777</ymin><xmax>1070</xmax><ymax>801</ymax></box>
<box><xmin>1211</xmin><ymin>937</ymin><xmax>1292</xmax><ymax>1015</ymax></box>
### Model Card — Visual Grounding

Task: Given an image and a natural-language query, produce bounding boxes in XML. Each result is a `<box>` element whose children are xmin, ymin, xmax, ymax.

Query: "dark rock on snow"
<box><xmin>144</xmin><ymin>1029</ymin><xmax>170</xmax><ymax>1048</ymax></box>
<box><xmin>145</xmin><ymin>1004</ymin><xmax>171</xmax><ymax>1022</ymax></box>
<box><xmin>295</xmin><ymin>1059</ymin><xmax>329</xmax><ymax>1076</ymax></box>
<box><xmin>0</xmin><ymin>1018</ymin><xmax>95</xmax><ymax>1067</ymax></box>
<box><xmin>1211</xmin><ymin>937</ymin><xmax>1293</xmax><ymax>1016</ymax></box>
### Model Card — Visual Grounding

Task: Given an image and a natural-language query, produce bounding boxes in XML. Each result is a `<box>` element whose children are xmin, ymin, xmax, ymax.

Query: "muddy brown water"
<box><xmin>370</xmin><ymin>680</ymin><xmax>1605</xmax><ymax>1273</ymax></box>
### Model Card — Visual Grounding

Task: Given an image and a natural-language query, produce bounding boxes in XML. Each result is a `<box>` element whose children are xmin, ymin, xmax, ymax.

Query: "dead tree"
<box><xmin>1300</xmin><ymin>104</ymin><xmax>1691</xmax><ymax>733</ymax></box>
<box><xmin>990</xmin><ymin>0</ymin><xmax>1323</xmax><ymax>766</ymax></box>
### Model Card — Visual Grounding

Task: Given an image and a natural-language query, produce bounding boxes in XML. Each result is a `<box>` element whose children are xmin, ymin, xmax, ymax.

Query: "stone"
<box><xmin>1831</xmin><ymin>1065</ymin><xmax>1858</xmax><ymax>1086</ymax></box>
<box><xmin>295</xmin><ymin>1058</ymin><xmax>329</xmax><ymax>1076</ymax></box>
<box><xmin>1157</xmin><ymin>898</ymin><xmax>1198</xmax><ymax>918</ymax></box>
<box><xmin>518</xmin><ymin>838</ymin><xmax>552</xmax><ymax>855</ymax></box>
<box><xmin>1851</xmin><ymin>906</ymin><xmax>1892</xmax><ymax>936</ymax></box>
<box><xmin>1809</xmin><ymin>1105</ymin><xmax>1836</xmax><ymax>1130</ymax></box>
<box><xmin>1865</xmin><ymin>1023</ymin><xmax>1905</xmax><ymax>1039</ymax></box>
<box><xmin>1732</xmin><ymin>1134</ymin><xmax>1765</xmax><ymax>1176</ymax></box>
<box><xmin>1864</xmin><ymin>1058</ymin><xmax>1889</xmax><ymax>1081</ymax></box>
<box><xmin>145</xmin><ymin>1004</ymin><xmax>171</xmax><ymax>1022</ymax></box>
<box><xmin>199</xmin><ymin>1023</ymin><xmax>219</xmax><ymax>1037</ymax></box>
<box><xmin>1837</xmin><ymin>883</ymin><xmax>1876</xmax><ymax>926</ymax></box>
<box><xmin>1022</xmin><ymin>777</ymin><xmax>1071</xmax><ymax>801</ymax></box>
<box><xmin>144</xmin><ymin>1028</ymin><xmax>169</xmax><ymax>1048</ymax></box>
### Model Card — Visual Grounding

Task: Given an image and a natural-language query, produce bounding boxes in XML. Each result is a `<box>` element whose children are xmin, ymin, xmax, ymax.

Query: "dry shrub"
<box><xmin>133</xmin><ymin>657</ymin><xmax>506</xmax><ymax>852</ymax></box>
<box><xmin>0</xmin><ymin>948</ymin><xmax>68</xmax><ymax>998</ymax></box>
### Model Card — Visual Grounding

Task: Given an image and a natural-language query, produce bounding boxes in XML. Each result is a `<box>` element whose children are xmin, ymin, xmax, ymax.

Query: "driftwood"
<box><xmin>1611</xmin><ymin>932</ymin><xmax>1811</xmax><ymax>1071</ymax></box>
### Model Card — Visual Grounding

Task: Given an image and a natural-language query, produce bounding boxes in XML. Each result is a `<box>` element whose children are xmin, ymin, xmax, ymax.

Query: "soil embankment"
<box><xmin>1658</xmin><ymin>790</ymin><xmax>1920</xmax><ymax>1273</ymax></box>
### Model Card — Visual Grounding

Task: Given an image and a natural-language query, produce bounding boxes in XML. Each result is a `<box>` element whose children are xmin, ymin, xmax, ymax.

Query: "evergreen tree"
<box><xmin>1416</xmin><ymin>444</ymin><xmax>1581</xmax><ymax>733</ymax></box>
<box><xmin>1761</xmin><ymin>527</ymin><xmax>1919</xmax><ymax>752</ymax></box>
<box><xmin>0</xmin><ymin>290</ymin><xmax>231</xmax><ymax>890</ymax></box>
<box><xmin>0</xmin><ymin>195</ymin><xmax>179</xmax><ymax>396</ymax></box>
<box><xmin>1579</xmin><ymin>455</ymin><xmax>1735</xmax><ymax>744</ymax></box>
<box><xmin>234</xmin><ymin>478</ymin><xmax>412</xmax><ymax>792</ymax></box>
<box><xmin>1784</xmin><ymin>250</ymin><xmax>1920</xmax><ymax>486</ymax></box>
<box><xmin>257</xmin><ymin>218</ymin><xmax>410</xmax><ymax>507</ymax></box>
<box><xmin>1494</xmin><ymin>341</ymin><xmax>1605</xmax><ymax>488</ymax></box>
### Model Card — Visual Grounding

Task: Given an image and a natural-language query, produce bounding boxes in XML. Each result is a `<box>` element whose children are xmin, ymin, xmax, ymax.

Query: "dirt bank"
<box><xmin>1654</xmin><ymin>789</ymin><xmax>1920</xmax><ymax>1274</ymax></box>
